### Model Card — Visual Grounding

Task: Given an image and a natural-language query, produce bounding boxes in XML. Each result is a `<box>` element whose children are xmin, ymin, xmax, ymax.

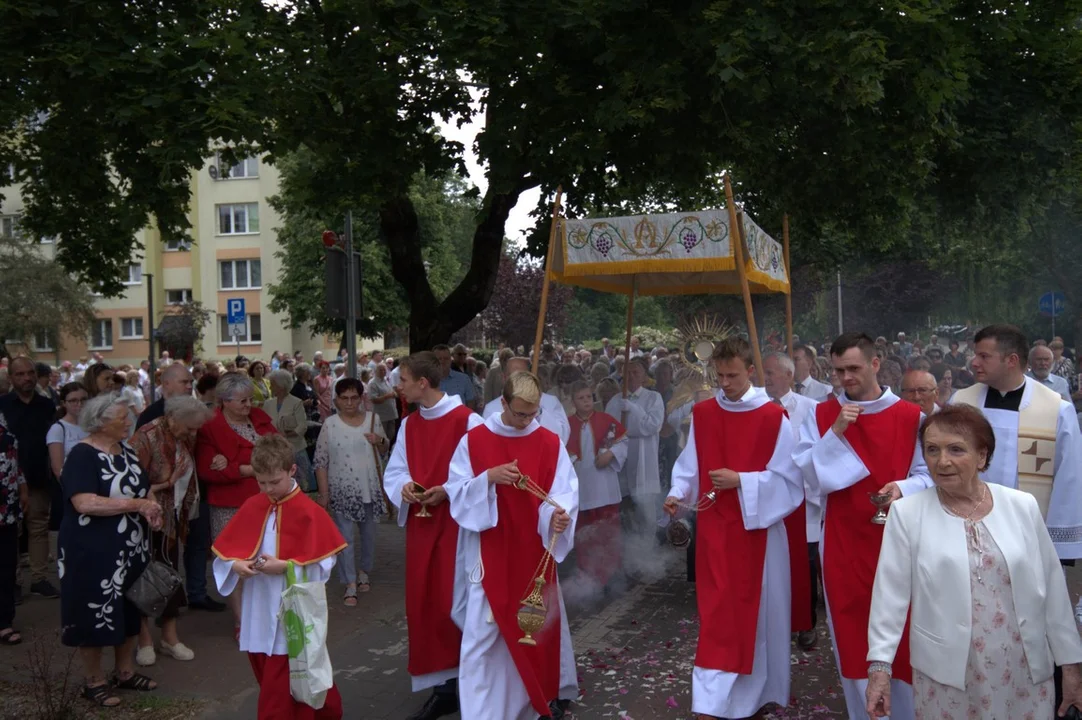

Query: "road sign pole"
<box><xmin>344</xmin><ymin>210</ymin><xmax>358</xmax><ymax>380</ymax></box>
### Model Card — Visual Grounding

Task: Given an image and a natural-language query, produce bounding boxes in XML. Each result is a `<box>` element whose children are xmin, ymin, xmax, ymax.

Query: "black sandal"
<box><xmin>83</xmin><ymin>683</ymin><xmax>121</xmax><ymax>707</ymax></box>
<box><xmin>112</xmin><ymin>672</ymin><xmax>157</xmax><ymax>691</ymax></box>
<box><xmin>0</xmin><ymin>629</ymin><xmax>21</xmax><ymax>646</ymax></box>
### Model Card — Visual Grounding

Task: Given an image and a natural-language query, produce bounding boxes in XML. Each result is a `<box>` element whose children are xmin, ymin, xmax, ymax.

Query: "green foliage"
<box><xmin>157</xmin><ymin>301</ymin><xmax>212</xmax><ymax>357</ymax></box>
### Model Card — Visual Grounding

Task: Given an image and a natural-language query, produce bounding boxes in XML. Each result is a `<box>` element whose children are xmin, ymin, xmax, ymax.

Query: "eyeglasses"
<box><xmin>338</xmin><ymin>395</ymin><xmax>362</xmax><ymax>403</ymax></box>
<box><xmin>508</xmin><ymin>407</ymin><xmax>543</xmax><ymax>421</ymax></box>
<box><xmin>901</xmin><ymin>387</ymin><xmax>937</xmax><ymax>395</ymax></box>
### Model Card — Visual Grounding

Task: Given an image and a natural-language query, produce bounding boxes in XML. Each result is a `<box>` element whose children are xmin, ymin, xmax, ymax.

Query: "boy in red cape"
<box><xmin>566</xmin><ymin>380</ymin><xmax>627</xmax><ymax>591</ymax></box>
<box><xmin>212</xmin><ymin>435</ymin><xmax>347</xmax><ymax>719</ymax></box>
<box><xmin>446</xmin><ymin>371</ymin><xmax>579</xmax><ymax>720</ymax></box>
<box><xmin>663</xmin><ymin>338</ymin><xmax>804</xmax><ymax>720</ymax></box>
<box><xmin>382</xmin><ymin>351</ymin><xmax>483</xmax><ymax>720</ymax></box>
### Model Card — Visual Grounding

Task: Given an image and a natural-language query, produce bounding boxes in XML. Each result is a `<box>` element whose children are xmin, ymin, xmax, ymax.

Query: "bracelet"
<box><xmin>868</xmin><ymin>661</ymin><xmax>892</xmax><ymax>677</ymax></box>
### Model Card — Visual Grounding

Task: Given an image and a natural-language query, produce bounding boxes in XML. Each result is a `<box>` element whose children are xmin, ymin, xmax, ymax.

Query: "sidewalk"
<box><xmin>7</xmin><ymin>523</ymin><xmax>1081</xmax><ymax>719</ymax></box>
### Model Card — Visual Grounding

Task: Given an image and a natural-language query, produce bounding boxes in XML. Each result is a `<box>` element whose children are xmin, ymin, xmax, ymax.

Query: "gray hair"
<box><xmin>268</xmin><ymin>369</ymin><xmax>294</xmax><ymax>393</ymax></box>
<box><xmin>79</xmin><ymin>392</ymin><xmax>129</xmax><ymax>433</ymax></box>
<box><xmin>215</xmin><ymin>372</ymin><xmax>254</xmax><ymax>402</ymax></box>
<box><xmin>765</xmin><ymin>352</ymin><xmax>795</xmax><ymax>375</ymax></box>
<box><xmin>164</xmin><ymin>395</ymin><xmax>212</xmax><ymax>427</ymax></box>
<box><xmin>294</xmin><ymin>363</ymin><xmax>312</xmax><ymax>382</ymax></box>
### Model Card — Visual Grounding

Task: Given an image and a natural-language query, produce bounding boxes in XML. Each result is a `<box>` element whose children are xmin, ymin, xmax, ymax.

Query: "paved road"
<box><xmin>8</xmin><ymin>522</ymin><xmax>1080</xmax><ymax>719</ymax></box>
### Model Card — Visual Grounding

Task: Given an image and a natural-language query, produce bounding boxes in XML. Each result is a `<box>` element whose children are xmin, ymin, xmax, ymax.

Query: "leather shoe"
<box><xmin>797</xmin><ymin>629</ymin><xmax>817</xmax><ymax>650</ymax></box>
<box><xmin>406</xmin><ymin>693</ymin><xmax>457</xmax><ymax>720</ymax></box>
<box><xmin>188</xmin><ymin>597</ymin><xmax>227</xmax><ymax>612</ymax></box>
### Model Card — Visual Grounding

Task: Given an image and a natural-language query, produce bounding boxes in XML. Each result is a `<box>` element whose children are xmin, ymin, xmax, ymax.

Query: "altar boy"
<box><xmin>213</xmin><ymin>435</ymin><xmax>347</xmax><ymax>719</ymax></box>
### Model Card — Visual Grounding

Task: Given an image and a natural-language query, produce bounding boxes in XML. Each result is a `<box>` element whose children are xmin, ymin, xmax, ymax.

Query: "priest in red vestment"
<box><xmin>212</xmin><ymin>435</ymin><xmax>347</xmax><ymax>720</ymax></box>
<box><xmin>383</xmin><ymin>351</ymin><xmax>483</xmax><ymax>720</ymax></box>
<box><xmin>566</xmin><ymin>380</ymin><xmax>627</xmax><ymax>592</ymax></box>
<box><xmin>446</xmin><ymin>371</ymin><xmax>579</xmax><ymax>720</ymax></box>
<box><xmin>793</xmin><ymin>332</ymin><xmax>932</xmax><ymax>720</ymax></box>
<box><xmin>663</xmin><ymin>338</ymin><xmax>804</xmax><ymax>720</ymax></box>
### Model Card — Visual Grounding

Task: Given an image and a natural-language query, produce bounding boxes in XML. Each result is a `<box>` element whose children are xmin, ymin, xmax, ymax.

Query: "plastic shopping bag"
<box><xmin>279</xmin><ymin>562</ymin><xmax>334</xmax><ymax>709</ymax></box>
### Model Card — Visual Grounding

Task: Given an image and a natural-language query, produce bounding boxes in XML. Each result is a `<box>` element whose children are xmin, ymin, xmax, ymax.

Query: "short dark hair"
<box><xmin>335</xmin><ymin>377</ymin><xmax>364</xmax><ymax>397</ymax></box>
<box><xmin>400</xmin><ymin>351</ymin><xmax>442</xmax><ymax>388</ymax></box>
<box><xmin>830</xmin><ymin>332</ymin><xmax>876</xmax><ymax>361</ymax></box>
<box><xmin>929</xmin><ymin>362</ymin><xmax>950</xmax><ymax>384</ymax></box>
<box><xmin>34</xmin><ymin>362</ymin><xmax>51</xmax><ymax>378</ymax></box>
<box><xmin>792</xmin><ymin>343</ymin><xmax>815</xmax><ymax>361</ymax></box>
<box><xmin>195</xmin><ymin>374</ymin><xmax>218</xmax><ymax>396</ymax></box>
<box><xmin>974</xmin><ymin>324</ymin><xmax>1028</xmax><ymax>367</ymax></box>
<box><xmin>711</xmin><ymin>337</ymin><xmax>754</xmax><ymax>368</ymax></box>
<box><xmin>58</xmin><ymin>382</ymin><xmax>86</xmax><ymax>401</ymax></box>
<box><xmin>431</xmin><ymin>344</ymin><xmax>451</xmax><ymax>354</ymax></box>
<box><xmin>919</xmin><ymin>404</ymin><xmax>996</xmax><ymax>472</ymax></box>
<box><xmin>949</xmin><ymin>339</ymin><xmax>959</xmax><ymax>348</ymax></box>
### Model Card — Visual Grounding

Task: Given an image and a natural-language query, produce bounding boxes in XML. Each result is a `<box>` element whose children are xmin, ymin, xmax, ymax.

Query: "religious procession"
<box><xmin>5</xmin><ymin>3</ymin><xmax>1082</xmax><ymax>720</ymax></box>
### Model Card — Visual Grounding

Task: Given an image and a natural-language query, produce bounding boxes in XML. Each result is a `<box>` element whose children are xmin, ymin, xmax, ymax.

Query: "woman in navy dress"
<box><xmin>59</xmin><ymin>393</ymin><xmax>163</xmax><ymax>708</ymax></box>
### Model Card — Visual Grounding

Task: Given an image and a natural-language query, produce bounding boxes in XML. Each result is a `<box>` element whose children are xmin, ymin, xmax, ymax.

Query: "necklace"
<box><xmin>937</xmin><ymin>483</ymin><xmax>987</xmax><ymax>522</ymax></box>
<box><xmin>938</xmin><ymin>483</ymin><xmax>989</xmax><ymax>582</ymax></box>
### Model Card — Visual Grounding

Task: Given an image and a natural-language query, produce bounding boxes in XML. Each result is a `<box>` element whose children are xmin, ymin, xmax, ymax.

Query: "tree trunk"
<box><xmin>380</xmin><ymin>186</ymin><xmax>524</xmax><ymax>354</ymax></box>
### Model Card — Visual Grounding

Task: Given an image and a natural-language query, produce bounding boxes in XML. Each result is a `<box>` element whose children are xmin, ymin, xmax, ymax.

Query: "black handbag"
<box><xmin>125</xmin><ymin>558</ymin><xmax>183</xmax><ymax>619</ymax></box>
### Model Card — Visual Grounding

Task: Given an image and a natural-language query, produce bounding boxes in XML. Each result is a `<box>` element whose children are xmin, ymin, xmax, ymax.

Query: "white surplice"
<box><xmin>572</xmin><ymin>418</ymin><xmax>628</xmax><ymax>512</ymax></box>
<box><xmin>482</xmin><ymin>393</ymin><xmax>570</xmax><ymax>444</ymax></box>
<box><xmin>212</xmin><ymin>484</ymin><xmax>337</xmax><ymax>656</ymax></box>
<box><xmin>604</xmin><ymin>388</ymin><xmax>664</xmax><ymax>498</ymax></box>
<box><xmin>950</xmin><ymin>377</ymin><xmax>1082</xmax><ymax>559</ymax></box>
<box><xmin>778</xmin><ymin>389</ymin><xmax>823</xmax><ymax>543</ymax></box>
<box><xmin>792</xmin><ymin>388</ymin><xmax>931</xmax><ymax>720</ymax></box>
<box><xmin>667</xmin><ymin>387</ymin><xmax>803</xmax><ymax>718</ymax></box>
<box><xmin>446</xmin><ymin>414</ymin><xmax>580</xmax><ymax>720</ymax></box>
<box><xmin>382</xmin><ymin>392</ymin><xmax>483</xmax><ymax>691</ymax></box>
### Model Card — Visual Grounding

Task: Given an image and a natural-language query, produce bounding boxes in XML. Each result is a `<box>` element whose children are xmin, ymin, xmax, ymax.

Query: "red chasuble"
<box><xmin>784</xmin><ymin>501</ymin><xmax>813</xmax><ymax>633</ymax></box>
<box><xmin>212</xmin><ymin>485</ymin><xmax>347</xmax><ymax>564</ymax></box>
<box><xmin>468</xmin><ymin>425</ymin><xmax>562</xmax><ymax>717</ymax></box>
<box><xmin>566</xmin><ymin>411</ymin><xmax>626</xmax><ymax>462</ymax></box>
<box><xmin>692</xmin><ymin>399</ymin><xmax>784</xmax><ymax>674</ymax></box>
<box><xmin>403</xmin><ymin>404</ymin><xmax>475</xmax><ymax>678</ymax></box>
<box><xmin>815</xmin><ymin>396</ymin><xmax>918</xmax><ymax>683</ymax></box>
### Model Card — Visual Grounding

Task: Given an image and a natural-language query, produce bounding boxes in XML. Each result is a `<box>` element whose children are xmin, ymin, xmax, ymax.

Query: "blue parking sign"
<box><xmin>227</xmin><ymin>298</ymin><xmax>246</xmax><ymax>325</ymax></box>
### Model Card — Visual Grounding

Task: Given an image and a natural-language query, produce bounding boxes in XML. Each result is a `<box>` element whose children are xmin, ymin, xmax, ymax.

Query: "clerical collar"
<box><xmin>984</xmin><ymin>379</ymin><xmax>1026</xmax><ymax>412</ymax></box>
<box><xmin>271</xmin><ymin>483</ymin><xmax>301</xmax><ymax>506</ymax></box>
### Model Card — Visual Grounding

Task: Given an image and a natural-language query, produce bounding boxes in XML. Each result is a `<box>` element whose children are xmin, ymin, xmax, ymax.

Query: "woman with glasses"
<box><xmin>313</xmin><ymin>378</ymin><xmax>388</xmax><ymax>604</ymax></box>
<box><xmin>47</xmin><ymin>383</ymin><xmax>90</xmax><ymax>481</ymax></box>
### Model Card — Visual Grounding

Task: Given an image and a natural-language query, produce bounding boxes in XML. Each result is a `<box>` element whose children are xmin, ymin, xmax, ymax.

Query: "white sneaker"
<box><xmin>135</xmin><ymin>645</ymin><xmax>156</xmax><ymax>666</ymax></box>
<box><xmin>160</xmin><ymin>641</ymin><xmax>195</xmax><ymax>661</ymax></box>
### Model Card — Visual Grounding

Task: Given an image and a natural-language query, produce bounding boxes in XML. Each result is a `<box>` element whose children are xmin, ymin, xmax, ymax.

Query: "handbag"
<box><xmin>125</xmin><ymin>536</ymin><xmax>184</xmax><ymax>619</ymax></box>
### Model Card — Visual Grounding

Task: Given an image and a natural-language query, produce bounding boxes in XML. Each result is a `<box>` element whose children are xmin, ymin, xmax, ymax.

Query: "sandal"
<box><xmin>83</xmin><ymin>683</ymin><xmax>121</xmax><ymax>707</ymax></box>
<box><xmin>0</xmin><ymin>629</ymin><xmax>21</xmax><ymax>646</ymax></box>
<box><xmin>343</xmin><ymin>586</ymin><xmax>358</xmax><ymax>607</ymax></box>
<box><xmin>358</xmin><ymin>582</ymin><xmax>371</xmax><ymax>593</ymax></box>
<box><xmin>112</xmin><ymin>671</ymin><xmax>157</xmax><ymax>691</ymax></box>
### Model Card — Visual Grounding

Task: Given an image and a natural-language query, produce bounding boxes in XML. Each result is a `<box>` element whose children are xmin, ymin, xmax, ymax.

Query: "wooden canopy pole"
<box><xmin>621</xmin><ymin>275</ymin><xmax>638</xmax><ymax>425</ymax></box>
<box><xmin>531</xmin><ymin>186</ymin><xmax>563</xmax><ymax>375</ymax></box>
<box><xmin>783</xmin><ymin>214</ymin><xmax>794</xmax><ymax>358</ymax></box>
<box><xmin>723</xmin><ymin>174</ymin><xmax>765</xmax><ymax>385</ymax></box>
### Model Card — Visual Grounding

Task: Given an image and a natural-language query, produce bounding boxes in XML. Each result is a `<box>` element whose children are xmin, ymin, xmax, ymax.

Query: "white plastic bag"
<box><xmin>279</xmin><ymin>562</ymin><xmax>334</xmax><ymax>708</ymax></box>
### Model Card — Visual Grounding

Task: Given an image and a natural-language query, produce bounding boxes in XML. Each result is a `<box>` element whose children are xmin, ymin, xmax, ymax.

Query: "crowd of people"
<box><xmin>1</xmin><ymin>323</ymin><xmax>1082</xmax><ymax>719</ymax></box>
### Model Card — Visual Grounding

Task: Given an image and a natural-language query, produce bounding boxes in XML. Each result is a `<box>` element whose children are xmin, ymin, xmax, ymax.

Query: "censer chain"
<box><xmin>670</xmin><ymin>489</ymin><xmax>718</xmax><ymax>513</ymax></box>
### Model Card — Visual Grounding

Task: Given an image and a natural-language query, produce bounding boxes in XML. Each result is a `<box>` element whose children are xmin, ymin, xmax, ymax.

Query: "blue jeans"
<box><xmin>184</xmin><ymin>492</ymin><xmax>211</xmax><ymax>603</ymax></box>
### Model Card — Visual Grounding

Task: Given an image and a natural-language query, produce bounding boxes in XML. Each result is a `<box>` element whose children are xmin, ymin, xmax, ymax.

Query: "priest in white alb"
<box><xmin>793</xmin><ymin>332</ymin><xmax>932</xmax><ymax>720</ymax></box>
<box><xmin>482</xmin><ymin>357</ymin><xmax>570</xmax><ymax>444</ymax></box>
<box><xmin>663</xmin><ymin>338</ymin><xmax>804</xmax><ymax>720</ymax></box>
<box><xmin>447</xmin><ymin>371</ymin><xmax>580</xmax><ymax>720</ymax></box>
<box><xmin>604</xmin><ymin>356</ymin><xmax>664</xmax><ymax>531</ymax></box>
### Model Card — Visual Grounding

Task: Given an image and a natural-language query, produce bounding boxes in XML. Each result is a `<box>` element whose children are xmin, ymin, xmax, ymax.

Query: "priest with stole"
<box><xmin>383</xmin><ymin>351</ymin><xmax>483</xmax><ymax>720</ymax></box>
<box><xmin>663</xmin><ymin>338</ymin><xmax>805</xmax><ymax>720</ymax></box>
<box><xmin>446</xmin><ymin>371</ymin><xmax>579</xmax><ymax>720</ymax></box>
<box><xmin>793</xmin><ymin>332</ymin><xmax>932</xmax><ymax>720</ymax></box>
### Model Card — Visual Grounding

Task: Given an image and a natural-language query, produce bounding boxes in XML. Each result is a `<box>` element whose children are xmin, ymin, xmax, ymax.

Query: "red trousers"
<box><xmin>248</xmin><ymin>653</ymin><xmax>343</xmax><ymax>720</ymax></box>
<box><xmin>576</xmin><ymin>504</ymin><xmax>622</xmax><ymax>586</ymax></box>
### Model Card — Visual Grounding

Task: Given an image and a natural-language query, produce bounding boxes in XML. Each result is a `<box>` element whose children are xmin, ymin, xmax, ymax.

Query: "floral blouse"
<box><xmin>129</xmin><ymin>417</ymin><xmax>198</xmax><ymax>541</ymax></box>
<box><xmin>0</xmin><ymin>413</ymin><xmax>26</xmax><ymax>527</ymax></box>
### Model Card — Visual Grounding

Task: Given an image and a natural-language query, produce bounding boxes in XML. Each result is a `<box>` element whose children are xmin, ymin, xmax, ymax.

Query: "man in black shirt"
<box><xmin>0</xmin><ymin>357</ymin><xmax>60</xmax><ymax>598</ymax></box>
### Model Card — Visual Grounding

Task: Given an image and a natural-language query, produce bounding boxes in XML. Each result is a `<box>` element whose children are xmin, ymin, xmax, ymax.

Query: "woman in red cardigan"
<box><xmin>195</xmin><ymin>372</ymin><xmax>278</xmax><ymax>636</ymax></box>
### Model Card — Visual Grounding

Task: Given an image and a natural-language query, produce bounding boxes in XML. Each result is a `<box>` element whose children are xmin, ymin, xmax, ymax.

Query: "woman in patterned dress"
<box><xmin>0</xmin><ymin>413</ymin><xmax>29</xmax><ymax>647</ymax></box>
<box><xmin>866</xmin><ymin>405</ymin><xmax>1082</xmax><ymax>719</ymax></box>
<box><xmin>313</xmin><ymin>378</ymin><xmax>388</xmax><ymax>605</ymax></box>
<box><xmin>58</xmin><ymin>393</ymin><xmax>164</xmax><ymax>708</ymax></box>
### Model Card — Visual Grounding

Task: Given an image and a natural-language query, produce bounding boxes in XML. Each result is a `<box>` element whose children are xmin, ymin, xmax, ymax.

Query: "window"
<box><xmin>32</xmin><ymin>329</ymin><xmax>53</xmax><ymax>352</ymax></box>
<box><xmin>218</xmin><ymin>156</ymin><xmax>258</xmax><ymax>179</ymax></box>
<box><xmin>219</xmin><ymin>314</ymin><xmax>261</xmax><ymax>344</ymax></box>
<box><xmin>124</xmin><ymin>264</ymin><xmax>143</xmax><ymax>285</ymax></box>
<box><xmin>39</xmin><ymin>235</ymin><xmax>57</xmax><ymax>244</ymax></box>
<box><xmin>219</xmin><ymin>259</ymin><xmax>261</xmax><ymax>289</ymax></box>
<box><xmin>119</xmin><ymin>317</ymin><xmax>144</xmax><ymax>339</ymax></box>
<box><xmin>165</xmin><ymin>237</ymin><xmax>191</xmax><ymax>251</ymax></box>
<box><xmin>0</xmin><ymin>216</ymin><xmax>21</xmax><ymax>239</ymax></box>
<box><xmin>166</xmin><ymin>289</ymin><xmax>193</xmax><ymax>305</ymax></box>
<box><xmin>90</xmin><ymin>319</ymin><xmax>113</xmax><ymax>349</ymax></box>
<box><xmin>217</xmin><ymin>203</ymin><xmax>259</xmax><ymax>235</ymax></box>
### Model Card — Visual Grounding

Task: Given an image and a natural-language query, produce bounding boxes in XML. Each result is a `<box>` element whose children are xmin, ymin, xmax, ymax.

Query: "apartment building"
<box><xmin>1</xmin><ymin>155</ymin><xmax>382</xmax><ymax>366</ymax></box>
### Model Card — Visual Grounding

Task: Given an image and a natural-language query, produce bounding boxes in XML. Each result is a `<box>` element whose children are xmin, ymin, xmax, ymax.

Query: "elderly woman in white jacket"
<box><xmin>866</xmin><ymin>404</ymin><xmax>1082</xmax><ymax>719</ymax></box>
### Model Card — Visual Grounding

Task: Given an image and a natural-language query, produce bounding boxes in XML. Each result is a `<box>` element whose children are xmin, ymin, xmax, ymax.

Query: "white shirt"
<box><xmin>777</xmin><ymin>390</ymin><xmax>820</xmax><ymax>542</ymax></box>
<box><xmin>1028</xmin><ymin>371</ymin><xmax>1072</xmax><ymax>403</ymax></box>
<box><xmin>604</xmin><ymin>388</ymin><xmax>665</xmax><ymax>497</ymax></box>
<box><xmin>482</xmin><ymin>393</ymin><xmax>570</xmax><ymax>445</ymax></box>
<box><xmin>793</xmin><ymin>375</ymin><xmax>832</xmax><ymax>402</ymax></box>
